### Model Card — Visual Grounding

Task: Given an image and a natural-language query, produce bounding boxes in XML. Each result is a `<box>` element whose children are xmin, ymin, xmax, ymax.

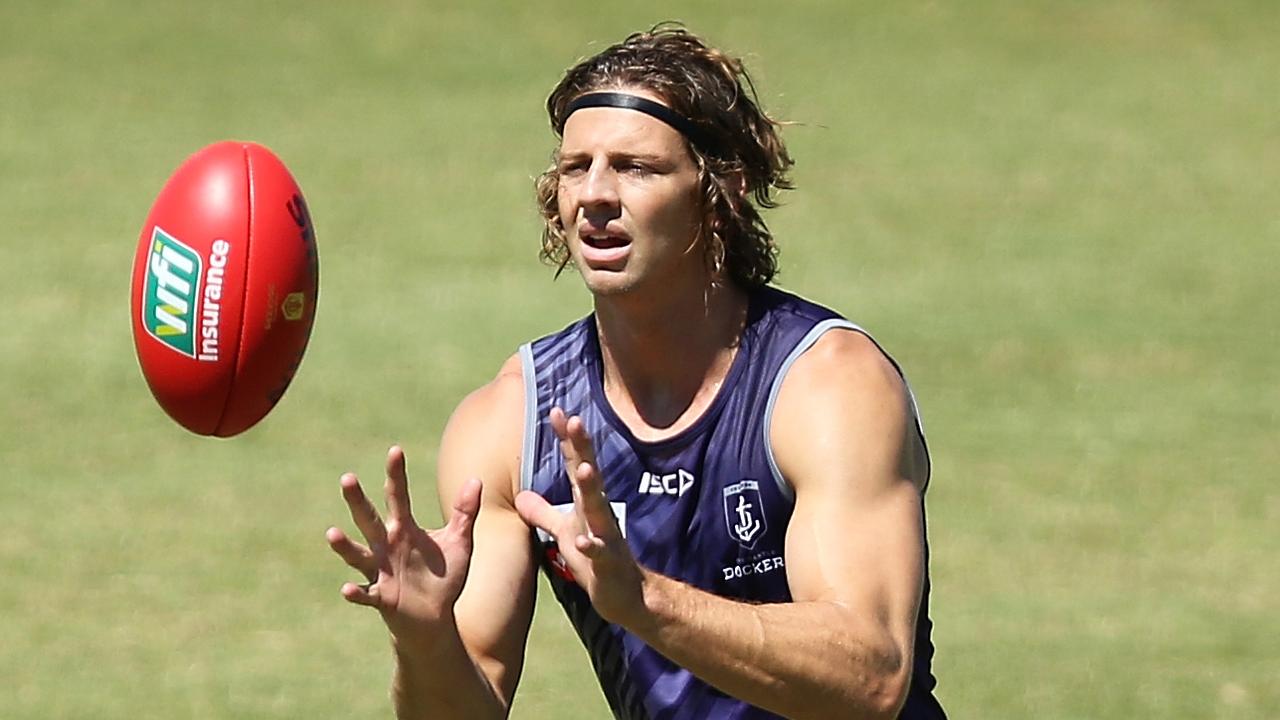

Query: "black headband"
<box><xmin>564</xmin><ymin>92</ymin><xmax>709</xmax><ymax>149</ymax></box>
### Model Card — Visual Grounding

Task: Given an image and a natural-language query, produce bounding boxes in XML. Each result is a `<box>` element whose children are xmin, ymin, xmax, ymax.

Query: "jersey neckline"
<box><xmin>583</xmin><ymin>292</ymin><xmax>762</xmax><ymax>452</ymax></box>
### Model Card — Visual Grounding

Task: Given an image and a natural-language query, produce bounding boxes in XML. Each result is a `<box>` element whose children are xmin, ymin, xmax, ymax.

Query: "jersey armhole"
<box><xmin>763</xmin><ymin>320</ymin><xmax>932</xmax><ymax>500</ymax></box>
<box><xmin>518</xmin><ymin>342</ymin><xmax>538</xmax><ymax>493</ymax></box>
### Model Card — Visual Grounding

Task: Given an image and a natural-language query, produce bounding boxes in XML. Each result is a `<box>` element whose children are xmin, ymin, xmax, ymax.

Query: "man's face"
<box><xmin>555</xmin><ymin>89</ymin><xmax>704</xmax><ymax>297</ymax></box>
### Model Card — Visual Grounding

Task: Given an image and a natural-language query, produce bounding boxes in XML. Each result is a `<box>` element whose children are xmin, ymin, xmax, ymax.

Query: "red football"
<box><xmin>131</xmin><ymin>141</ymin><xmax>319</xmax><ymax>437</ymax></box>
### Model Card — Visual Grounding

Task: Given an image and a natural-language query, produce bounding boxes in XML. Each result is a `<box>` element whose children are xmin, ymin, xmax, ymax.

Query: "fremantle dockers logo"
<box><xmin>723</xmin><ymin>479</ymin><xmax>766</xmax><ymax>549</ymax></box>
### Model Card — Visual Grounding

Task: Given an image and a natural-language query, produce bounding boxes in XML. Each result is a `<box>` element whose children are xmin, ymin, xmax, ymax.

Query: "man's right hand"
<box><xmin>326</xmin><ymin>445</ymin><xmax>482</xmax><ymax>650</ymax></box>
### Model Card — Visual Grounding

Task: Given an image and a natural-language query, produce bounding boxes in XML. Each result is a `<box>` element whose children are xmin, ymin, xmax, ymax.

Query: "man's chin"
<box><xmin>584</xmin><ymin>277</ymin><xmax>635</xmax><ymax>298</ymax></box>
<box><xmin>577</xmin><ymin>265</ymin><xmax>636</xmax><ymax>297</ymax></box>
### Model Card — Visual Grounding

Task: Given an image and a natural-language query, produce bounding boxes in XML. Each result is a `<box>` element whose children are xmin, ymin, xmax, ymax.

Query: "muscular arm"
<box><xmin>634</xmin><ymin>330</ymin><xmax>927</xmax><ymax>718</ymax></box>
<box><xmin>335</xmin><ymin>356</ymin><xmax>536</xmax><ymax>720</ymax></box>
<box><xmin>519</xmin><ymin>330</ymin><xmax>927</xmax><ymax>719</ymax></box>
<box><xmin>407</xmin><ymin>355</ymin><xmax>537</xmax><ymax>717</ymax></box>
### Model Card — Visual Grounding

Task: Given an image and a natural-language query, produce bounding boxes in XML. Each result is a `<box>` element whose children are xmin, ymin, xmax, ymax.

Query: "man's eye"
<box><xmin>620</xmin><ymin>163</ymin><xmax>650</xmax><ymax>176</ymax></box>
<box><xmin>559</xmin><ymin>162</ymin><xmax>586</xmax><ymax>176</ymax></box>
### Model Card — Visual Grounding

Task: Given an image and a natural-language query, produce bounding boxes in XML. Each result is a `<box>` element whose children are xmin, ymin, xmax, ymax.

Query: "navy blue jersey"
<box><xmin>519</xmin><ymin>286</ymin><xmax>945</xmax><ymax>719</ymax></box>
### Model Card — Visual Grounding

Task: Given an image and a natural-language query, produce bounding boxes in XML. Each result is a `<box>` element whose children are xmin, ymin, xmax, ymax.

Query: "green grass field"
<box><xmin>2</xmin><ymin>1</ymin><xmax>1276</xmax><ymax>717</ymax></box>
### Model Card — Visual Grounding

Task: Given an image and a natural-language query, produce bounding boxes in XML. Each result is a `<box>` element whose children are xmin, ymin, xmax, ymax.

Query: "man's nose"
<box><xmin>579</xmin><ymin>162</ymin><xmax>620</xmax><ymax>209</ymax></box>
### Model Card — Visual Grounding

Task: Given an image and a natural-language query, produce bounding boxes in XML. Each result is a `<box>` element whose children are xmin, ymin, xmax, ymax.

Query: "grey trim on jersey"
<box><xmin>518</xmin><ymin>342</ymin><xmax>537</xmax><ymax>493</ymax></box>
<box><xmin>764</xmin><ymin>319</ymin><xmax>931</xmax><ymax>501</ymax></box>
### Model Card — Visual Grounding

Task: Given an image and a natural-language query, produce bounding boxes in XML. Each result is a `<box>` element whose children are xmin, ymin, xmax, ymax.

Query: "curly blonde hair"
<box><xmin>535</xmin><ymin>24</ymin><xmax>794</xmax><ymax>289</ymax></box>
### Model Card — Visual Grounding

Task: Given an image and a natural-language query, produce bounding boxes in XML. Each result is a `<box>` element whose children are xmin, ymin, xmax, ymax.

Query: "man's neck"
<box><xmin>593</xmin><ymin>281</ymin><xmax>750</xmax><ymax>438</ymax></box>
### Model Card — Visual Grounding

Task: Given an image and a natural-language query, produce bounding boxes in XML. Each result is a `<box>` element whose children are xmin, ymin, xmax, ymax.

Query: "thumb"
<box><xmin>446</xmin><ymin>477</ymin><xmax>482</xmax><ymax>544</ymax></box>
<box><xmin>514</xmin><ymin>489</ymin><xmax>563</xmax><ymax>536</ymax></box>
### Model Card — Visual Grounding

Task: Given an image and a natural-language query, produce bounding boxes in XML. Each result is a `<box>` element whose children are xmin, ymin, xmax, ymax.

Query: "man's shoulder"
<box><xmin>439</xmin><ymin>353</ymin><xmax>527</xmax><ymax>503</ymax></box>
<box><xmin>776</xmin><ymin>329</ymin><xmax>908</xmax><ymax>435</ymax></box>
<box><xmin>745</xmin><ymin>286</ymin><xmax>846</xmax><ymax>352</ymax></box>
<box><xmin>526</xmin><ymin>313</ymin><xmax>596</xmax><ymax>358</ymax></box>
<box><xmin>793</xmin><ymin>328</ymin><xmax>901</xmax><ymax>385</ymax></box>
<box><xmin>751</xmin><ymin>285</ymin><xmax>843</xmax><ymax>323</ymax></box>
<box><xmin>748</xmin><ymin>285</ymin><xmax>895</xmax><ymax>381</ymax></box>
<box><xmin>772</xmin><ymin>328</ymin><xmax>927</xmax><ymax>492</ymax></box>
<box><xmin>454</xmin><ymin>353</ymin><xmax>525</xmax><ymax>426</ymax></box>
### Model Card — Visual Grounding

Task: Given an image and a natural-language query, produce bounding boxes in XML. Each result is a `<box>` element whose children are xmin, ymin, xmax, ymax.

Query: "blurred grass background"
<box><xmin>1</xmin><ymin>1</ymin><xmax>1276</xmax><ymax>717</ymax></box>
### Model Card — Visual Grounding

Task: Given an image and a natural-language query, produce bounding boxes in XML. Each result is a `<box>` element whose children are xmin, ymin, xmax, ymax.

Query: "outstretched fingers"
<box><xmin>384</xmin><ymin>445</ymin><xmax>415</xmax><ymax>526</ymax></box>
<box><xmin>326</xmin><ymin>526</ymin><xmax>378</xmax><ymax>582</ymax></box>
<box><xmin>341</xmin><ymin>472</ymin><xmax>388</xmax><ymax>549</ymax></box>
<box><xmin>550</xmin><ymin>407</ymin><xmax>618</xmax><ymax>543</ymax></box>
<box><xmin>571</xmin><ymin>459</ymin><xmax>617</xmax><ymax>543</ymax></box>
<box><xmin>550</xmin><ymin>407</ymin><xmax>598</xmax><ymax>470</ymax></box>
<box><xmin>340</xmin><ymin>580</ymin><xmax>381</xmax><ymax>608</ymax></box>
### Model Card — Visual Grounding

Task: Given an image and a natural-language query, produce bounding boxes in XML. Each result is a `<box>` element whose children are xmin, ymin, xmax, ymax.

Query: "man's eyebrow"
<box><xmin>616</xmin><ymin>152</ymin><xmax>669</xmax><ymax>164</ymax></box>
<box><xmin>555</xmin><ymin>150</ymin><xmax>670</xmax><ymax>164</ymax></box>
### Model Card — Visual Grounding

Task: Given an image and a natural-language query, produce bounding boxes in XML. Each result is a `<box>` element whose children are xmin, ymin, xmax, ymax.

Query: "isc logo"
<box><xmin>143</xmin><ymin>227</ymin><xmax>202</xmax><ymax>357</ymax></box>
<box><xmin>637</xmin><ymin>469</ymin><xmax>695</xmax><ymax>497</ymax></box>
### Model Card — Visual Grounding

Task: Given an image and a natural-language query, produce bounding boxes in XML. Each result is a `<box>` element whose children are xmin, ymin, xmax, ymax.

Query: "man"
<box><xmin>327</xmin><ymin>25</ymin><xmax>947</xmax><ymax>720</ymax></box>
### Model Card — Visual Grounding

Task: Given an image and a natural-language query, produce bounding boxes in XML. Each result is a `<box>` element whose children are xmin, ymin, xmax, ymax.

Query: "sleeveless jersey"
<box><xmin>519</xmin><ymin>286</ymin><xmax>946</xmax><ymax>720</ymax></box>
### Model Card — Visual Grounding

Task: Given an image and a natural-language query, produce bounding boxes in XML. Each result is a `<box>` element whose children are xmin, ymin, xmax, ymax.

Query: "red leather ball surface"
<box><xmin>131</xmin><ymin>141</ymin><xmax>319</xmax><ymax>437</ymax></box>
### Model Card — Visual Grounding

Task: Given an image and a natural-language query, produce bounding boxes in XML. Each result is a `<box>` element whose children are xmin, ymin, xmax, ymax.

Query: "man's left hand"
<box><xmin>514</xmin><ymin>406</ymin><xmax>647</xmax><ymax>626</ymax></box>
